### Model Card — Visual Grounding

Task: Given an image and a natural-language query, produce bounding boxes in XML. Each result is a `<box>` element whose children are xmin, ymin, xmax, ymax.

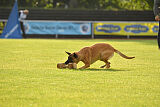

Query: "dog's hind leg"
<box><xmin>100</xmin><ymin>61</ymin><xmax>111</xmax><ymax>68</ymax></box>
<box><xmin>100</xmin><ymin>52</ymin><xmax>113</xmax><ymax>68</ymax></box>
<box><xmin>100</xmin><ymin>64</ymin><xmax>106</xmax><ymax>68</ymax></box>
<box><xmin>105</xmin><ymin>61</ymin><xmax>111</xmax><ymax>68</ymax></box>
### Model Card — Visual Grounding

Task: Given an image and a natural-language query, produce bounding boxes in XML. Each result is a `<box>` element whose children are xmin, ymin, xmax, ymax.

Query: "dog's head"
<box><xmin>65</xmin><ymin>51</ymin><xmax>79</xmax><ymax>64</ymax></box>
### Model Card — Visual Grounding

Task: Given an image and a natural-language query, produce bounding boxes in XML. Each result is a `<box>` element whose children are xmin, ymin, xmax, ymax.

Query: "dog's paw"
<box><xmin>100</xmin><ymin>65</ymin><xmax>106</xmax><ymax>68</ymax></box>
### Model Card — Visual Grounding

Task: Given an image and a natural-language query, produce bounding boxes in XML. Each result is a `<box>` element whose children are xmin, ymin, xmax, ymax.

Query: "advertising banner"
<box><xmin>24</xmin><ymin>21</ymin><xmax>91</xmax><ymax>35</ymax></box>
<box><xmin>0</xmin><ymin>21</ymin><xmax>6</xmax><ymax>34</ymax></box>
<box><xmin>94</xmin><ymin>22</ymin><xmax>159</xmax><ymax>36</ymax></box>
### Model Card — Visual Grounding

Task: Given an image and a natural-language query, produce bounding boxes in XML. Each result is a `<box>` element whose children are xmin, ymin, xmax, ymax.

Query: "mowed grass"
<box><xmin>0</xmin><ymin>39</ymin><xmax>160</xmax><ymax>107</ymax></box>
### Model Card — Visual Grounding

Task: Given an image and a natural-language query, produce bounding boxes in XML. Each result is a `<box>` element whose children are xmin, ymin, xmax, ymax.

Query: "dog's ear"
<box><xmin>73</xmin><ymin>53</ymin><xmax>78</xmax><ymax>58</ymax></box>
<box><xmin>65</xmin><ymin>51</ymin><xmax>71</xmax><ymax>55</ymax></box>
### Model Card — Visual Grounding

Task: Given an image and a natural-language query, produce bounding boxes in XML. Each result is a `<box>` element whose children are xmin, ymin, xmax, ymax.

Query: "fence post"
<box><xmin>91</xmin><ymin>22</ymin><xmax>94</xmax><ymax>39</ymax></box>
<box><xmin>127</xmin><ymin>35</ymin><xmax>130</xmax><ymax>39</ymax></box>
<box><xmin>56</xmin><ymin>34</ymin><xmax>58</xmax><ymax>39</ymax></box>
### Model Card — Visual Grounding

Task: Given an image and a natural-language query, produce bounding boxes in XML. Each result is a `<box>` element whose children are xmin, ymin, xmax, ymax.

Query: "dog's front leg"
<box><xmin>79</xmin><ymin>60</ymin><xmax>90</xmax><ymax>69</ymax></box>
<box><xmin>79</xmin><ymin>52</ymin><xmax>91</xmax><ymax>69</ymax></box>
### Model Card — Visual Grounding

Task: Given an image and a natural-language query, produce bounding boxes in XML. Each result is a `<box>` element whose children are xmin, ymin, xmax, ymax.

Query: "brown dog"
<box><xmin>65</xmin><ymin>43</ymin><xmax>135</xmax><ymax>69</ymax></box>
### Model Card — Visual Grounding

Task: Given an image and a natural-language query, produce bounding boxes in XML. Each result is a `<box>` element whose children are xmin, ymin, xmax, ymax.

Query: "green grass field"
<box><xmin>0</xmin><ymin>39</ymin><xmax>160</xmax><ymax>107</ymax></box>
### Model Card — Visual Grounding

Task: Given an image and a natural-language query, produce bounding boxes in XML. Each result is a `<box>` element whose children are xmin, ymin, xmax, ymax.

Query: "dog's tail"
<box><xmin>114</xmin><ymin>49</ymin><xmax>135</xmax><ymax>59</ymax></box>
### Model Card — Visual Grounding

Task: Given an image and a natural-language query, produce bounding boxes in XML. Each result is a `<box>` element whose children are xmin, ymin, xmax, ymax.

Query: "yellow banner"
<box><xmin>94</xmin><ymin>22</ymin><xmax>159</xmax><ymax>36</ymax></box>
<box><xmin>0</xmin><ymin>21</ymin><xmax>6</xmax><ymax>34</ymax></box>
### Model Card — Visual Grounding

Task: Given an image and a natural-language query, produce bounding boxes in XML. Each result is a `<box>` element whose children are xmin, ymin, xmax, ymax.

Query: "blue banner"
<box><xmin>0</xmin><ymin>0</ymin><xmax>22</xmax><ymax>39</ymax></box>
<box><xmin>24</xmin><ymin>21</ymin><xmax>91</xmax><ymax>35</ymax></box>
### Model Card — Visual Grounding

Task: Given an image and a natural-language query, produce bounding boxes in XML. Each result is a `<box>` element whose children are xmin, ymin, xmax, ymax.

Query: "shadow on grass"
<box><xmin>72</xmin><ymin>68</ymin><xmax>129</xmax><ymax>72</ymax></box>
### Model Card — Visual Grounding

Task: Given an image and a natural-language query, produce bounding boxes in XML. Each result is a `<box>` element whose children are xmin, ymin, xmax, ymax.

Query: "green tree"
<box><xmin>0</xmin><ymin>0</ymin><xmax>154</xmax><ymax>10</ymax></box>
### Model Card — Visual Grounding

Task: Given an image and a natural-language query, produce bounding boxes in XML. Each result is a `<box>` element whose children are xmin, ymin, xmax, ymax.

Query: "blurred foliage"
<box><xmin>0</xmin><ymin>0</ymin><xmax>153</xmax><ymax>10</ymax></box>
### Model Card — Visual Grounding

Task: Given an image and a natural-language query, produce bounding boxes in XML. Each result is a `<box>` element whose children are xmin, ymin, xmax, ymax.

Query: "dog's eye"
<box><xmin>68</xmin><ymin>57</ymin><xmax>73</xmax><ymax>60</ymax></box>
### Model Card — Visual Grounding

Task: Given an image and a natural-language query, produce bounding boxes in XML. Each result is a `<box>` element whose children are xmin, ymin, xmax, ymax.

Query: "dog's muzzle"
<box><xmin>65</xmin><ymin>59</ymin><xmax>73</xmax><ymax>65</ymax></box>
<box><xmin>65</xmin><ymin>60</ymin><xmax>69</xmax><ymax>64</ymax></box>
